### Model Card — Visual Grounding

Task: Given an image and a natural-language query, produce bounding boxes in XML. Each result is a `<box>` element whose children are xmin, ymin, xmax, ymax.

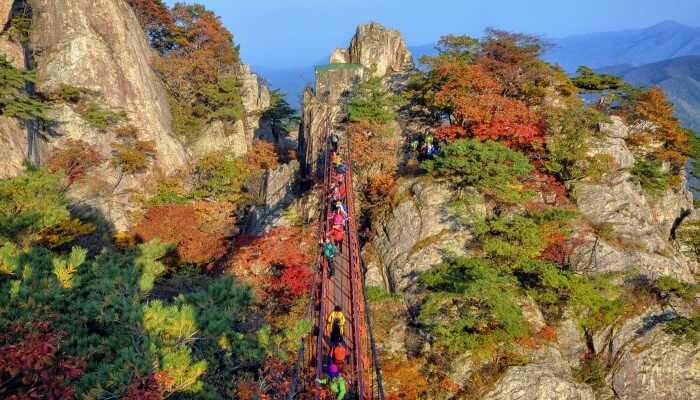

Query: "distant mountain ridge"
<box><xmin>600</xmin><ymin>55</ymin><xmax>700</xmax><ymax>132</ymax></box>
<box><xmin>545</xmin><ymin>20</ymin><xmax>700</xmax><ymax>72</ymax></box>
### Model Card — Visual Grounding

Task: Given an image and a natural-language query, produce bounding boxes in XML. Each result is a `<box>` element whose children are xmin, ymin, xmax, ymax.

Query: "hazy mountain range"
<box><xmin>258</xmin><ymin>21</ymin><xmax>700</xmax><ymax>132</ymax></box>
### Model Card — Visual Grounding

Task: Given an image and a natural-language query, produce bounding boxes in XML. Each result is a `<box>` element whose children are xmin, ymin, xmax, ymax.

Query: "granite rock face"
<box><xmin>570</xmin><ymin>118</ymin><xmax>695</xmax><ymax>282</ymax></box>
<box><xmin>483</xmin><ymin>347</ymin><xmax>595</xmax><ymax>400</ymax></box>
<box><xmin>31</xmin><ymin>0</ymin><xmax>188</xmax><ymax>172</ymax></box>
<box><xmin>349</xmin><ymin>22</ymin><xmax>413</xmax><ymax>77</ymax></box>
<box><xmin>362</xmin><ymin>178</ymin><xmax>479</xmax><ymax>291</ymax></box>
<box><xmin>595</xmin><ymin>307</ymin><xmax>700</xmax><ymax>400</ymax></box>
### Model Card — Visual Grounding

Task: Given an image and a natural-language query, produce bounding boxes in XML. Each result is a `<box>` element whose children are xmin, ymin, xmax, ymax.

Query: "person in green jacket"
<box><xmin>317</xmin><ymin>363</ymin><xmax>346</xmax><ymax>399</ymax></box>
<box><xmin>321</xmin><ymin>237</ymin><xmax>336</xmax><ymax>277</ymax></box>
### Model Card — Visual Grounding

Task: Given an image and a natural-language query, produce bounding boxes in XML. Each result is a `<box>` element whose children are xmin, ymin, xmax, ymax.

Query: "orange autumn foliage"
<box><xmin>247</xmin><ymin>139</ymin><xmax>280</xmax><ymax>171</ymax></box>
<box><xmin>631</xmin><ymin>87</ymin><xmax>688</xmax><ymax>170</ymax></box>
<box><xmin>434</xmin><ymin>61</ymin><xmax>544</xmax><ymax>150</ymax></box>
<box><xmin>47</xmin><ymin>139</ymin><xmax>104</xmax><ymax>186</ymax></box>
<box><xmin>434</xmin><ymin>124</ymin><xmax>467</xmax><ymax>141</ymax></box>
<box><xmin>381</xmin><ymin>357</ymin><xmax>430</xmax><ymax>399</ymax></box>
<box><xmin>131</xmin><ymin>202</ymin><xmax>233</xmax><ymax>265</ymax></box>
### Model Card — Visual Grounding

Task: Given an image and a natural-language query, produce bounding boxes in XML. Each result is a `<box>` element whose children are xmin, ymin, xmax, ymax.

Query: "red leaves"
<box><xmin>434</xmin><ymin>124</ymin><xmax>467</xmax><ymax>141</ymax></box>
<box><xmin>0</xmin><ymin>321</ymin><xmax>85</xmax><ymax>400</ymax></box>
<box><xmin>472</xmin><ymin>118</ymin><xmax>543</xmax><ymax>149</ymax></box>
<box><xmin>121</xmin><ymin>372</ymin><xmax>168</xmax><ymax>400</ymax></box>
<box><xmin>231</xmin><ymin>227</ymin><xmax>315</xmax><ymax>304</ymax></box>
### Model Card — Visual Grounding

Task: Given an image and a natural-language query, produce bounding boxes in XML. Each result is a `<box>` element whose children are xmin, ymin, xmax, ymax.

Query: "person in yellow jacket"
<box><xmin>326</xmin><ymin>305</ymin><xmax>346</xmax><ymax>346</ymax></box>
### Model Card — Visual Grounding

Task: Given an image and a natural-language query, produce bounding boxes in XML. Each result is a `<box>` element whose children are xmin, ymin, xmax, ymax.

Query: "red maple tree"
<box><xmin>0</xmin><ymin>321</ymin><xmax>85</xmax><ymax>400</ymax></box>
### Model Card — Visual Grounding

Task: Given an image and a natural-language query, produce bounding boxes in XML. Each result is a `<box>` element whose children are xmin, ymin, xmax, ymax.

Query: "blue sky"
<box><xmin>165</xmin><ymin>0</ymin><xmax>700</xmax><ymax>69</ymax></box>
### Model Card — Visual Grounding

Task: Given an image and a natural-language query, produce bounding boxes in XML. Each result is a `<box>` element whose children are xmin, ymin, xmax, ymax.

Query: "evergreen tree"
<box><xmin>348</xmin><ymin>77</ymin><xmax>399</xmax><ymax>124</ymax></box>
<box><xmin>0</xmin><ymin>55</ymin><xmax>51</xmax><ymax>121</ymax></box>
<box><xmin>262</xmin><ymin>89</ymin><xmax>299</xmax><ymax>141</ymax></box>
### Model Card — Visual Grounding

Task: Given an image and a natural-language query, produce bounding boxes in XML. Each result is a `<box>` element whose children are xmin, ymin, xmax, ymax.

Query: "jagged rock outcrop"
<box><xmin>22</xmin><ymin>0</ymin><xmax>189</xmax><ymax>229</ymax></box>
<box><xmin>363</xmin><ymin>177</ymin><xmax>481</xmax><ymax>291</ymax></box>
<box><xmin>483</xmin><ymin>347</ymin><xmax>595</xmax><ymax>400</ymax></box>
<box><xmin>349</xmin><ymin>22</ymin><xmax>413</xmax><ymax>77</ymax></box>
<box><xmin>244</xmin><ymin>160</ymin><xmax>300</xmax><ymax>235</ymax></box>
<box><xmin>570</xmin><ymin>117</ymin><xmax>695</xmax><ymax>282</ymax></box>
<box><xmin>238</xmin><ymin>63</ymin><xmax>271</xmax><ymax>145</ymax></box>
<box><xmin>594</xmin><ymin>307</ymin><xmax>700</xmax><ymax>400</ymax></box>
<box><xmin>299</xmin><ymin>66</ymin><xmax>365</xmax><ymax>175</ymax></box>
<box><xmin>299</xmin><ymin>22</ymin><xmax>411</xmax><ymax>176</ymax></box>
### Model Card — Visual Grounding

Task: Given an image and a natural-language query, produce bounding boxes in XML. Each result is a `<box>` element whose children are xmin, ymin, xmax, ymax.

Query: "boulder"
<box><xmin>363</xmin><ymin>178</ymin><xmax>479</xmax><ymax>292</ymax></box>
<box><xmin>482</xmin><ymin>346</ymin><xmax>595</xmax><ymax>400</ymax></box>
<box><xmin>348</xmin><ymin>22</ymin><xmax>413</xmax><ymax>78</ymax></box>
<box><xmin>599</xmin><ymin>116</ymin><xmax>630</xmax><ymax>139</ymax></box>
<box><xmin>595</xmin><ymin>307</ymin><xmax>700</xmax><ymax>400</ymax></box>
<box><xmin>0</xmin><ymin>116</ymin><xmax>34</xmax><ymax>178</ymax></box>
<box><xmin>238</xmin><ymin>63</ymin><xmax>270</xmax><ymax>114</ymax></box>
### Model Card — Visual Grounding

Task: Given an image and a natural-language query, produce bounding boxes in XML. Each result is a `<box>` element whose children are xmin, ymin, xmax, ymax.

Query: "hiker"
<box><xmin>331</xmin><ymin>209</ymin><xmax>346</xmax><ymax>227</ymax></box>
<box><xmin>330</xmin><ymin>132</ymin><xmax>339</xmax><ymax>152</ymax></box>
<box><xmin>332</xmin><ymin>153</ymin><xmax>342</xmax><ymax>168</ymax></box>
<box><xmin>330</xmin><ymin>185</ymin><xmax>342</xmax><ymax>202</ymax></box>
<box><xmin>335</xmin><ymin>171</ymin><xmax>345</xmax><ymax>186</ymax></box>
<box><xmin>409</xmin><ymin>138</ymin><xmax>419</xmax><ymax>154</ymax></box>
<box><xmin>329</xmin><ymin>224</ymin><xmax>344</xmax><ymax>253</ymax></box>
<box><xmin>326</xmin><ymin>305</ymin><xmax>346</xmax><ymax>346</ymax></box>
<box><xmin>317</xmin><ymin>363</ymin><xmax>347</xmax><ymax>400</ymax></box>
<box><xmin>328</xmin><ymin>342</ymin><xmax>348</xmax><ymax>372</ymax></box>
<box><xmin>336</xmin><ymin>161</ymin><xmax>346</xmax><ymax>175</ymax></box>
<box><xmin>321</xmin><ymin>237</ymin><xmax>336</xmax><ymax>277</ymax></box>
<box><xmin>335</xmin><ymin>200</ymin><xmax>348</xmax><ymax>218</ymax></box>
<box><xmin>425</xmin><ymin>142</ymin><xmax>436</xmax><ymax>157</ymax></box>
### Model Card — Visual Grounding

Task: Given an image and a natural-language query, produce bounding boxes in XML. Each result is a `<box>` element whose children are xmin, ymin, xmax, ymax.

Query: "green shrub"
<box><xmin>513</xmin><ymin>259</ymin><xmax>624</xmax><ymax>330</ymax></box>
<box><xmin>348</xmin><ymin>77</ymin><xmax>399</xmax><ymax>124</ymax></box>
<box><xmin>0</xmin><ymin>167</ymin><xmax>70</xmax><ymax>245</ymax></box>
<box><xmin>50</xmin><ymin>84</ymin><xmax>86</xmax><ymax>103</ymax></box>
<box><xmin>0</xmin><ymin>55</ymin><xmax>51</xmax><ymax>121</ymax></box>
<box><xmin>630</xmin><ymin>159</ymin><xmax>671</xmax><ymax>197</ymax></box>
<box><xmin>654</xmin><ymin>276</ymin><xmax>700</xmax><ymax>303</ymax></box>
<box><xmin>478</xmin><ymin>215</ymin><xmax>545</xmax><ymax>261</ymax></box>
<box><xmin>366</xmin><ymin>286</ymin><xmax>400</xmax><ymax>303</ymax></box>
<box><xmin>198</xmin><ymin>75</ymin><xmax>245</xmax><ymax>122</ymax></box>
<box><xmin>421</xmin><ymin>139</ymin><xmax>533</xmax><ymax>204</ymax></box>
<box><xmin>418</xmin><ymin>257</ymin><xmax>527</xmax><ymax>353</ymax></box>
<box><xmin>79</xmin><ymin>102</ymin><xmax>128</xmax><ymax>130</ymax></box>
<box><xmin>544</xmin><ymin>106</ymin><xmax>608</xmax><ymax>181</ymax></box>
<box><xmin>573</xmin><ymin>355</ymin><xmax>609</xmax><ymax>390</ymax></box>
<box><xmin>664</xmin><ymin>316</ymin><xmax>700</xmax><ymax>345</ymax></box>
<box><xmin>572</xmin><ymin>66</ymin><xmax>622</xmax><ymax>91</ymax></box>
<box><xmin>170</xmin><ymin>98</ymin><xmax>206</xmax><ymax>140</ymax></box>
<box><xmin>193</xmin><ymin>151</ymin><xmax>249</xmax><ymax>201</ymax></box>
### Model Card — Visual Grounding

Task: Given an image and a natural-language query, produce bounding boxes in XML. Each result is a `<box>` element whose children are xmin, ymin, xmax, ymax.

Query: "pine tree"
<box><xmin>0</xmin><ymin>55</ymin><xmax>51</xmax><ymax>121</ymax></box>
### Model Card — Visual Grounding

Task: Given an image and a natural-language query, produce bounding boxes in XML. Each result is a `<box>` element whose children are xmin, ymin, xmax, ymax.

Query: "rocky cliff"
<box><xmin>31</xmin><ymin>0</ymin><xmax>188</xmax><ymax>171</ymax></box>
<box><xmin>0</xmin><ymin>0</ymin><xmax>271</xmax><ymax>230</ymax></box>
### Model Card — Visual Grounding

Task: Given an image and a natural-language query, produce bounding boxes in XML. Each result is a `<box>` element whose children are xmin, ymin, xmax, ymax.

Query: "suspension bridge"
<box><xmin>291</xmin><ymin>132</ymin><xmax>385</xmax><ymax>399</ymax></box>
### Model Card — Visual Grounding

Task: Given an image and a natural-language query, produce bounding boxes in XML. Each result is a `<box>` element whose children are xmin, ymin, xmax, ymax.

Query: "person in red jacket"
<box><xmin>329</xmin><ymin>224</ymin><xmax>344</xmax><ymax>253</ymax></box>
